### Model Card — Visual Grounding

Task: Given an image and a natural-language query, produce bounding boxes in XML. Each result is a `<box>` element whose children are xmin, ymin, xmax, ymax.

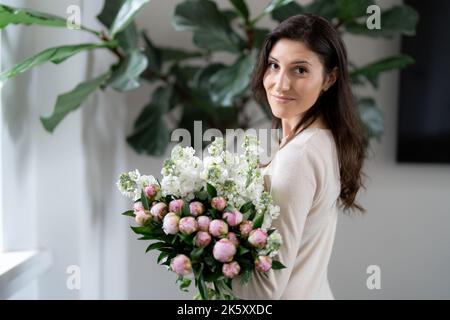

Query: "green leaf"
<box><xmin>303</xmin><ymin>0</ymin><xmax>339</xmax><ymax>20</ymax></box>
<box><xmin>0</xmin><ymin>4</ymin><xmax>66</xmax><ymax>29</ymax></box>
<box><xmin>107</xmin><ymin>49</ymin><xmax>148</xmax><ymax>92</ymax></box>
<box><xmin>178</xmin><ymin>233</ymin><xmax>195</xmax><ymax>246</ymax></box>
<box><xmin>110</xmin><ymin>0</ymin><xmax>150</xmax><ymax>37</ymax></box>
<box><xmin>229</xmin><ymin>0</ymin><xmax>249</xmax><ymax>22</ymax></box>
<box><xmin>239</xmin><ymin>201</ymin><xmax>254</xmax><ymax>213</ymax></box>
<box><xmin>357</xmin><ymin>97</ymin><xmax>384</xmax><ymax>142</ymax></box>
<box><xmin>131</xmin><ymin>225</ymin><xmax>153</xmax><ymax>235</ymax></box>
<box><xmin>337</xmin><ymin>0</ymin><xmax>374</xmax><ymax>22</ymax></box>
<box><xmin>263</xmin><ymin>0</ymin><xmax>294</xmax><ymax>15</ymax></box>
<box><xmin>350</xmin><ymin>54</ymin><xmax>414</xmax><ymax>88</ymax></box>
<box><xmin>121</xmin><ymin>210</ymin><xmax>135</xmax><ymax>217</ymax></box>
<box><xmin>40</xmin><ymin>71</ymin><xmax>111</xmax><ymax>133</ymax></box>
<box><xmin>190</xmin><ymin>247</ymin><xmax>204</xmax><ymax>262</ymax></box>
<box><xmin>157</xmin><ymin>251</ymin><xmax>169</xmax><ymax>264</ymax></box>
<box><xmin>252</xmin><ymin>28</ymin><xmax>270</xmax><ymax>49</ymax></box>
<box><xmin>97</xmin><ymin>0</ymin><xmax>139</xmax><ymax>53</ymax></box>
<box><xmin>271</xmin><ymin>1</ymin><xmax>304</xmax><ymax>22</ymax></box>
<box><xmin>239</xmin><ymin>269</ymin><xmax>252</xmax><ymax>285</ymax></box>
<box><xmin>145</xmin><ymin>242</ymin><xmax>168</xmax><ymax>253</ymax></box>
<box><xmin>160</xmin><ymin>47</ymin><xmax>202</xmax><ymax>63</ymax></box>
<box><xmin>140</xmin><ymin>189</ymin><xmax>150</xmax><ymax>210</ymax></box>
<box><xmin>271</xmin><ymin>260</ymin><xmax>286</xmax><ymax>270</ymax></box>
<box><xmin>194</xmin><ymin>190</ymin><xmax>209</xmax><ymax>201</ymax></box>
<box><xmin>206</xmin><ymin>183</ymin><xmax>217</xmax><ymax>198</ymax></box>
<box><xmin>127</xmin><ymin>85</ymin><xmax>172</xmax><ymax>156</ymax></box>
<box><xmin>177</xmin><ymin>276</ymin><xmax>192</xmax><ymax>292</ymax></box>
<box><xmin>172</xmin><ymin>0</ymin><xmax>244</xmax><ymax>53</ymax></box>
<box><xmin>345</xmin><ymin>5</ymin><xmax>419</xmax><ymax>38</ymax></box>
<box><xmin>141</xmin><ymin>31</ymin><xmax>162</xmax><ymax>78</ymax></box>
<box><xmin>197</xmin><ymin>274</ymin><xmax>208</xmax><ymax>300</ymax></box>
<box><xmin>252</xmin><ymin>212</ymin><xmax>264</xmax><ymax>229</ymax></box>
<box><xmin>0</xmin><ymin>41</ymin><xmax>117</xmax><ymax>81</ymax></box>
<box><xmin>238</xmin><ymin>246</ymin><xmax>249</xmax><ymax>256</ymax></box>
<box><xmin>209</xmin><ymin>51</ymin><xmax>257</xmax><ymax>106</ymax></box>
<box><xmin>181</xmin><ymin>202</ymin><xmax>191</xmax><ymax>218</ymax></box>
<box><xmin>251</xmin><ymin>0</ymin><xmax>294</xmax><ymax>25</ymax></box>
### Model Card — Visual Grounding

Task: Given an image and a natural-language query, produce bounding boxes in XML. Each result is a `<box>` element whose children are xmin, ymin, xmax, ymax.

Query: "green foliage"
<box><xmin>0</xmin><ymin>0</ymin><xmax>419</xmax><ymax>156</ymax></box>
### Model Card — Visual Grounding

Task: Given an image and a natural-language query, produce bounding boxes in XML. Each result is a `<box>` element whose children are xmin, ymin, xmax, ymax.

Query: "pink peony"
<box><xmin>170</xmin><ymin>254</ymin><xmax>192</xmax><ymax>275</ymax></box>
<box><xmin>197</xmin><ymin>216</ymin><xmax>211</xmax><ymax>232</ymax></box>
<box><xmin>133</xmin><ymin>201</ymin><xmax>144</xmax><ymax>212</ymax></box>
<box><xmin>150</xmin><ymin>202</ymin><xmax>168</xmax><ymax>221</ymax></box>
<box><xmin>178</xmin><ymin>216</ymin><xmax>198</xmax><ymax>235</ymax></box>
<box><xmin>169</xmin><ymin>199</ymin><xmax>184</xmax><ymax>215</ymax></box>
<box><xmin>213</xmin><ymin>238</ymin><xmax>236</xmax><ymax>263</ymax></box>
<box><xmin>222</xmin><ymin>209</ymin><xmax>243</xmax><ymax>227</ymax></box>
<box><xmin>239</xmin><ymin>220</ymin><xmax>253</xmax><ymax>238</ymax></box>
<box><xmin>162</xmin><ymin>212</ymin><xmax>180</xmax><ymax>235</ymax></box>
<box><xmin>194</xmin><ymin>231</ymin><xmax>212</xmax><ymax>248</ymax></box>
<box><xmin>144</xmin><ymin>184</ymin><xmax>159</xmax><ymax>198</ymax></box>
<box><xmin>226</xmin><ymin>232</ymin><xmax>240</xmax><ymax>247</ymax></box>
<box><xmin>134</xmin><ymin>210</ymin><xmax>151</xmax><ymax>226</ymax></box>
<box><xmin>222</xmin><ymin>261</ymin><xmax>241</xmax><ymax>279</ymax></box>
<box><xmin>255</xmin><ymin>256</ymin><xmax>272</xmax><ymax>273</ymax></box>
<box><xmin>211</xmin><ymin>196</ymin><xmax>227</xmax><ymax>211</ymax></box>
<box><xmin>189</xmin><ymin>201</ymin><xmax>205</xmax><ymax>217</ymax></box>
<box><xmin>209</xmin><ymin>219</ymin><xmax>229</xmax><ymax>238</ymax></box>
<box><xmin>248</xmin><ymin>228</ymin><xmax>268</xmax><ymax>249</ymax></box>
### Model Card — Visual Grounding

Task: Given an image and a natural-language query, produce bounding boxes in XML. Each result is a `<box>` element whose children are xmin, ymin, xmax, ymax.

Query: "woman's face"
<box><xmin>263</xmin><ymin>38</ymin><xmax>335</xmax><ymax>122</ymax></box>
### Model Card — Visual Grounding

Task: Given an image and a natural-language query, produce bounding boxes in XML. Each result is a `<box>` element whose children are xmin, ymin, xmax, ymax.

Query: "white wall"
<box><xmin>1</xmin><ymin>0</ymin><xmax>449</xmax><ymax>299</ymax></box>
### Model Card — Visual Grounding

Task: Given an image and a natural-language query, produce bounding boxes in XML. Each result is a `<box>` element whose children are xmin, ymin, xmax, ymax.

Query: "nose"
<box><xmin>274</xmin><ymin>70</ymin><xmax>291</xmax><ymax>92</ymax></box>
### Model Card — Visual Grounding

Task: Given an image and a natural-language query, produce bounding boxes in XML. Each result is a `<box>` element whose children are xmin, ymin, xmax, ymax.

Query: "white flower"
<box><xmin>117</xmin><ymin>169</ymin><xmax>141</xmax><ymax>199</ymax></box>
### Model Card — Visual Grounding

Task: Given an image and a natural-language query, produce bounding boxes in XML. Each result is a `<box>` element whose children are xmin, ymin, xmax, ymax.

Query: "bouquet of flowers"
<box><xmin>116</xmin><ymin>136</ymin><xmax>285</xmax><ymax>299</ymax></box>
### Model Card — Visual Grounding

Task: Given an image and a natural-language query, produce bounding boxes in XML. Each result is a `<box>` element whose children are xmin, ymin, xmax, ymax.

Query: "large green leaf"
<box><xmin>357</xmin><ymin>97</ymin><xmax>384</xmax><ymax>142</ymax></box>
<box><xmin>351</xmin><ymin>54</ymin><xmax>414</xmax><ymax>88</ymax></box>
<box><xmin>172</xmin><ymin>0</ymin><xmax>244</xmax><ymax>53</ymax></box>
<box><xmin>345</xmin><ymin>5</ymin><xmax>419</xmax><ymax>38</ymax></box>
<box><xmin>0</xmin><ymin>4</ymin><xmax>97</xmax><ymax>35</ymax></box>
<box><xmin>110</xmin><ymin>0</ymin><xmax>150</xmax><ymax>37</ymax></box>
<box><xmin>229</xmin><ymin>0</ymin><xmax>249</xmax><ymax>22</ymax></box>
<box><xmin>0</xmin><ymin>41</ymin><xmax>117</xmax><ymax>81</ymax></box>
<box><xmin>271</xmin><ymin>1</ymin><xmax>304</xmax><ymax>22</ymax></box>
<box><xmin>127</xmin><ymin>85</ymin><xmax>173</xmax><ymax>156</ymax></box>
<box><xmin>263</xmin><ymin>0</ymin><xmax>294</xmax><ymax>15</ymax></box>
<box><xmin>160</xmin><ymin>47</ymin><xmax>202</xmax><ymax>63</ymax></box>
<box><xmin>107</xmin><ymin>49</ymin><xmax>148</xmax><ymax>92</ymax></box>
<box><xmin>304</xmin><ymin>0</ymin><xmax>339</xmax><ymax>20</ymax></box>
<box><xmin>40</xmin><ymin>71</ymin><xmax>112</xmax><ymax>132</ymax></box>
<box><xmin>251</xmin><ymin>0</ymin><xmax>294</xmax><ymax>25</ymax></box>
<box><xmin>0</xmin><ymin>4</ymin><xmax>66</xmax><ymax>29</ymax></box>
<box><xmin>253</xmin><ymin>27</ymin><xmax>270</xmax><ymax>49</ymax></box>
<box><xmin>97</xmin><ymin>0</ymin><xmax>139</xmax><ymax>53</ymax></box>
<box><xmin>141</xmin><ymin>31</ymin><xmax>162</xmax><ymax>74</ymax></box>
<box><xmin>209</xmin><ymin>51</ymin><xmax>257</xmax><ymax>106</ymax></box>
<box><xmin>338</xmin><ymin>0</ymin><xmax>375</xmax><ymax>22</ymax></box>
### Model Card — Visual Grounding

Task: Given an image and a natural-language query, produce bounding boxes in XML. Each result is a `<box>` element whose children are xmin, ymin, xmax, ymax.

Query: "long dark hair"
<box><xmin>252</xmin><ymin>13</ymin><xmax>367</xmax><ymax>215</ymax></box>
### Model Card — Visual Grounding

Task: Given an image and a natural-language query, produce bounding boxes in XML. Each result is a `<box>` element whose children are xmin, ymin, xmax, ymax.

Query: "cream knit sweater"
<box><xmin>231</xmin><ymin>128</ymin><xmax>341</xmax><ymax>300</ymax></box>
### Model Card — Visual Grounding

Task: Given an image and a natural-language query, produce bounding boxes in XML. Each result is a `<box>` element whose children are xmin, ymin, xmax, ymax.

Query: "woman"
<box><xmin>231</xmin><ymin>14</ymin><xmax>366</xmax><ymax>300</ymax></box>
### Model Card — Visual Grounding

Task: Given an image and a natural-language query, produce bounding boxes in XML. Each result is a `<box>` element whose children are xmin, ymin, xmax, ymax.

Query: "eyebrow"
<box><xmin>268</xmin><ymin>55</ymin><xmax>311</xmax><ymax>66</ymax></box>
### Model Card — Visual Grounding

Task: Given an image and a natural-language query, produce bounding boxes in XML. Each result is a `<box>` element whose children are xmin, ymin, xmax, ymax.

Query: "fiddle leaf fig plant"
<box><xmin>0</xmin><ymin>0</ymin><xmax>418</xmax><ymax>156</ymax></box>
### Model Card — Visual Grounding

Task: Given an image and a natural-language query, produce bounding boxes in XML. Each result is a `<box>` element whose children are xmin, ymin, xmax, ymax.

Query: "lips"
<box><xmin>271</xmin><ymin>94</ymin><xmax>295</xmax><ymax>103</ymax></box>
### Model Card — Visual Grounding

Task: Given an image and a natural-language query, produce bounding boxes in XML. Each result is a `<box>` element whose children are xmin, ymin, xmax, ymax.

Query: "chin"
<box><xmin>270</xmin><ymin>107</ymin><xmax>292</xmax><ymax>120</ymax></box>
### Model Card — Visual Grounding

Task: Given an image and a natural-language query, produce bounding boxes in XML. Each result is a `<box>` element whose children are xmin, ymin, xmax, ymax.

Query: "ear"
<box><xmin>322</xmin><ymin>67</ymin><xmax>338</xmax><ymax>92</ymax></box>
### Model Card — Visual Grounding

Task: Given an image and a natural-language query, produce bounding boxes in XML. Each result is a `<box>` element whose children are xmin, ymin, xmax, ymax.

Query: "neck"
<box><xmin>281</xmin><ymin>114</ymin><xmax>328</xmax><ymax>139</ymax></box>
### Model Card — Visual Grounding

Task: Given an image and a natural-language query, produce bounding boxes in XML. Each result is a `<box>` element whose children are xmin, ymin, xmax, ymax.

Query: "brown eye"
<box><xmin>295</xmin><ymin>67</ymin><xmax>307</xmax><ymax>74</ymax></box>
<box><xmin>268</xmin><ymin>62</ymin><xmax>278</xmax><ymax>70</ymax></box>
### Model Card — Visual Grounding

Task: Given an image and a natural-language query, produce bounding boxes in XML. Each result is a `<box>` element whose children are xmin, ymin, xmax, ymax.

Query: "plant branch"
<box><xmin>99</xmin><ymin>30</ymin><xmax>124</xmax><ymax>60</ymax></box>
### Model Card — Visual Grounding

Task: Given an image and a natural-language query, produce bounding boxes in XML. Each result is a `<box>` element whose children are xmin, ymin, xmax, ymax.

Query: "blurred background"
<box><xmin>1</xmin><ymin>0</ymin><xmax>449</xmax><ymax>299</ymax></box>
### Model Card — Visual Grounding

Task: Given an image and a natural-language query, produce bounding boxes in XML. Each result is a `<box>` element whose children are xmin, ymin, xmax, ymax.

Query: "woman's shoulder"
<box><xmin>281</xmin><ymin>128</ymin><xmax>335</xmax><ymax>159</ymax></box>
